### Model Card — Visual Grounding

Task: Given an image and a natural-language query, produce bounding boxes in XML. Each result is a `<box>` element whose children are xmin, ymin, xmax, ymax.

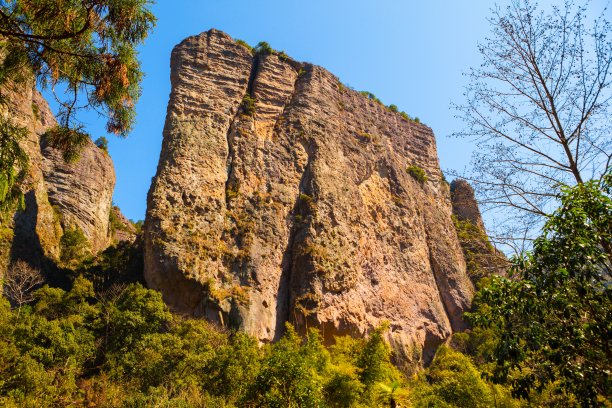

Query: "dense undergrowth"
<box><xmin>0</xmin><ymin>240</ymin><xmax>523</xmax><ymax>408</ymax></box>
<box><xmin>0</xmin><ymin>273</ymin><xmax>520</xmax><ymax>408</ymax></box>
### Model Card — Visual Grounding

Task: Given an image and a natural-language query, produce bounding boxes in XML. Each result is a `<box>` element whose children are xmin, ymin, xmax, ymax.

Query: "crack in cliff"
<box><xmin>272</xmin><ymin>68</ymin><xmax>314</xmax><ymax>341</ymax></box>
<box><xmin>224</xmin><ymin>54</ymin><xmax>261</xmax><ymax>210</ymax></box>
<box><xmin>424</xmin><ymin>226</ymin><xmax>454</xmax><ymax>332</ymax></box>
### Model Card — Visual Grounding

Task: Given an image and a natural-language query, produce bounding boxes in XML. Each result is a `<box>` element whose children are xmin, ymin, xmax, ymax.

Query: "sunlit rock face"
<box><xmin>2</xmin><ymin>82</ymin><xmax>115</xmax><ymax>270</ymax></box>
<box><xmin>144</xmin><ymin>29</ymin><xmax>474</xmax><ymax>369</ymax></box>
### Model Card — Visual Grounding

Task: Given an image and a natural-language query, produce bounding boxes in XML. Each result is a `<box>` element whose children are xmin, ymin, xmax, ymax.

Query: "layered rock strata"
<box><xmin>144</xmin><ymin>29</ymin><xmax>474</xmax><ymax>366</ymax></box>
<box><xmin>1</xmin><ymin>81</ymin><xmax>116</xmax><ymax>269</ymax></box>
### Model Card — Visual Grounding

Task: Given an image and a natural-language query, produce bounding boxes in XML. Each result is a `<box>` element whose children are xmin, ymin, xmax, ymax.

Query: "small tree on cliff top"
<box><xmin>453</xmin><ymin>0</ymin><xmax>612</xmax><ymax>252</ymax></box>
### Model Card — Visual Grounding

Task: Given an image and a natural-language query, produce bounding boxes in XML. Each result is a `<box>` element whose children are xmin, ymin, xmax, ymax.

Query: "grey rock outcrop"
<box><xmin>144</xmin><ymin>29</ymin><xmax>474</xmax><ymax>367</ymax></box>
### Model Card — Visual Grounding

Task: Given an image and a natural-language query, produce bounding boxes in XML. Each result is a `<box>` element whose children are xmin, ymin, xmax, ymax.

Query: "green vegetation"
<box><xmin>359</xmin><ymin>91</ymin><xmax>383</xmax><ymax>105</ymax></box>
<box><xmin>0</xmin><ymin>265</ymin><xmax>402</xmax><ymax>407</ymax></box>
<box><xmin>0</xmin><ymin>0</ymin><xmax>155</xmax><ymax>215</ymax></box>
<box><xmin>468</xmin><ymin>176</ymin><xmax>612</xmax><ymax>405</ymax></box>
<box><xmin>451</xmin><ymin>215</ymin><xmax>506</xmax><ymax>282</ymax></box>
<box><xmin>95</xmin><ymin>137</ymin><xmax>109</xmax><ymax>153</ymax></box>
<box><xmin>278</xmin><ymin>51</ymin><xmax>290</xmax><ymax>61</ymax></box>
<box><xmin>241</xmin><ymin>94</ymin><xmax>257</xmax><ymax>116</ymax></box>
<box><xmin>254</xmin><ymin>41</ymin><xmax>274</xmax><ymax>56</ymax></box>
<box><xmin>60</xmin><ymin>226</ymin><xmax>92</xmax><ymax>268</ymax></box>
<box><xmin>387</xmin><ymin>104</ymin><xmax>398</xmax><ymax>112</ymax></box>
<box><xmin>0</xmin><ymin>119</ymin><xmax>28</xmax><ymax>215</ymax></box>
<box><xmin>44</xmin><ymin>125</ymin><xmax>90</xmax><ymax>163</ymax></box>
<box><xmin>407</xmin><ymin>165</ymin><xmax>428</xmax><ymax>184</ymax></box>
<box><xmin>235</xmin><ymin>39</ymin><xmax>254</xmax><ymax>54</ymax></box>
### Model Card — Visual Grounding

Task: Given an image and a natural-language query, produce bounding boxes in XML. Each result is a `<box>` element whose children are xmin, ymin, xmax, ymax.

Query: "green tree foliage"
<box><xmin>244</xmin><ymin>325</ymin><xmax>328</xmax><ymax>407</ymax></box>
<box><xmin>0</xmin><ymin>118</ymin><xmax>28</xmax><ymax>216</ymax></box>
<box><xmin>410</xmin><ymin>346</ymin><xmax>518</xmax><ymax>408</ymax></box>
<box><xmin>407</xmin><ymin>165</ymin><xmax>427</xmax><ymax>184</ymax></box>
<box><xmin>59</xmin><ymin>226</ymin><xmax>91</xmax><ymax>267</ymax></box>
<box><xmin>94</xmin><ymin>136</ymin><xmax>109</xmax><ymax>152</ymax></box>
<box><xmin>0</xmin><ymin>0</ymin><xmax>155</xmax><ymax>214</ymax></box>
<box><xmin>468</xmin><ymin>175</ymin><xmax>612</xmax><ymax>405</ymax></box>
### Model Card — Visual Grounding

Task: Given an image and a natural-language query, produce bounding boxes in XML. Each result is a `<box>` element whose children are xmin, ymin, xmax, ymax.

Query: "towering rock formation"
<box><xmin>451</xmin><ymin>179</ymin><xmax>509</xmax><ymax>281</ymax></box>
<box><xmin>144</xmin><ymin>29</ymin><xmax>474</xmax><ymax>366</ymax></box>
<box><xmin>450</xmin><ymin>179</ymin><xmax>486</xmax><ymax>230</ymax></box>
<box><xmin>1</xmin><ymin>80</ymin><xmax>116</xmax><ymax>271</ymax></box>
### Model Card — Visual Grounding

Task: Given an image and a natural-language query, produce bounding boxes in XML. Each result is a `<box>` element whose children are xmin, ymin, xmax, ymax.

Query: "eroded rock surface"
<box><xmin>451</xmin><ymin>179</ymin><xmax>509</xmax><ymax>281</ymax></box>
<box><xmin>144</xmin><ymin>29</ymin><xmax>474</xmax><ymax>367</ymax></box>
<box><xmin>1</xmin><ymin>81</ymin><xmax>116</xmax><ymax>269</ymax></box>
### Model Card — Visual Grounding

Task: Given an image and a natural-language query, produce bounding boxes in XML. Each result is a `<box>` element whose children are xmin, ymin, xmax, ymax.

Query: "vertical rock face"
<box><xmin>1</xmin><ymin>81</ymin><xmax>116</xmax><ymax>269</ymax></box>
<box><xmin>41</xmin><ymin>131</ymin><xmax>115</xmax><ymax>253</ymax></box>
<box><xmin>450</xmin><ymin>179</ymin><xmax>485</xmax><ymax>230</ymax></box>
<box><xmin>144</xmin><ymin>29</ymin><xmax>474</xmax><ymax>367</ymax></box>
<box><xmin>451</xmin><ymin>179</ymin><xmax>509</xmax><ymax>280</ymax></box>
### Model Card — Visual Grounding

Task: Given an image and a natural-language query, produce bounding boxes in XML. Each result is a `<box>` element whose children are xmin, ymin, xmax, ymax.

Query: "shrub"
<box><xmin>44</xmin><ymin>125</ymin><xmax>89</xmax><ymax>163</ymax></box>
<box><xmin>278</xmin><ymin>50</ymin><xmax>289</xmax><ymax>61</ymax></box>
<box><xmin>359</xmin><ymin>91</ymin><xmax>382</xmax><ymax>105</ymax></box>
<box><xmin>241</xmin><ymin>94</ymin><xmax>257</xmax><ymax>116</ymax></box>
<box><xmin>254</xmin><ymin>41</ymin><xmax>273</xmax><ymax>55</ymax></box>
<box><xmin>388</xmin><ymin>104</ymin><xmax>398</xmax><ymax>112</ymax></box>
<box><xmin>407</xmin><ymin>165</ymin><xmax>428</xmax><ymax>183</ymax></box>
<box><xmin>400</xmin><ymin>111</ymin><xmax>410</xmax><ymax>121</ymax></box>
<box><xmin>60</xmin><ymin>226</ymin><xmax>91</xmax><ymax>266</ymax></box>
<box><xmin>410</xmin><ymin>346</ymin><xmax>518</xmax><ymax>408</ymax></box>
<box><xmin>94</xmin><ymin>136</ymin><xmax>108</xmax><ymax>152</ymax></box>
<box><xmin>235</xmin><ymin>39</ymin><xmax>253</xmax><ymax>54</ymax></box>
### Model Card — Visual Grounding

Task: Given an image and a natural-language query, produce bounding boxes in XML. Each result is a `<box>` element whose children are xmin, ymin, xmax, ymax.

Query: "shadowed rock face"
<box><xmin>1</xmin><ymin>81</ymin><xmax>116</xmax><ymax>269</ymax></box>
<box><xmin>144</xmin><ymin>29</ymin><xmax>474</xmax><ymax>368</ymax></box>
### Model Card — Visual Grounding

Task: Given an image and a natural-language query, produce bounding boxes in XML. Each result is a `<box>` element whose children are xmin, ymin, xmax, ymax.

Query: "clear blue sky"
<box><xmin>52</xmin><ymin>0</ymin><xmax>606</xmax><ymax>221</ymax></box>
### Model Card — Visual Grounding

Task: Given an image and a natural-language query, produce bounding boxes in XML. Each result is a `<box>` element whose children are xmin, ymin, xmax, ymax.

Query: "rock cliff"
<box><xmin>1</xmin><ymin>81</ymin><xmax>116</xmax><ymax>270</ymax></box>
<box><xmin>450</xmin><ymin>179</ymin><xmax>509</xmax><ymax>281</ymax></box>
<box><xmin>144</xmin><ymin>29</ymin><xmax>474</xmax><ymax>367</ymax></box>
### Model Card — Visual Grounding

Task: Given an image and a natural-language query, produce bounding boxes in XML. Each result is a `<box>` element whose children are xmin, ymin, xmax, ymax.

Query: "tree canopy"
<box><xmin>0</xmin><ymin>0</ymin><xmax>156</xmax><ymax>214</ymax></box>
<box><xmin>468</xmin><ymin>174</ymin><xmax>612</xmax><ymax>405</ymax></box>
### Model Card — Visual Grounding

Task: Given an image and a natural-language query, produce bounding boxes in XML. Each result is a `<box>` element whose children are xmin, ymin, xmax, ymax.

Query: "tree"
<box><xmin>2</xmin><ymin>260</ymin><xmax>43</xmax><ymax>314</ymax></box>
<box><xmin>0</xmin><ymin>0</ymin><xmax>156</xmax><ymax>213</ymax></box>
<box><xmin>468</xmin><ymin>175</ymin><xmax>611</xmax><ymax>405</ymax></box>
<box><xmin>453</xmin><ymin>0</ymin><xmax>611</xmax><ymax>252</ymax></box>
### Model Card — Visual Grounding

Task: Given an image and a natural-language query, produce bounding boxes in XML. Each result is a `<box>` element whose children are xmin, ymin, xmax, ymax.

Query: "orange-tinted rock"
<box><xmin>144</xmin><ymin>29</ymin><xmax>474</xmax><ymax>368</ymax></box>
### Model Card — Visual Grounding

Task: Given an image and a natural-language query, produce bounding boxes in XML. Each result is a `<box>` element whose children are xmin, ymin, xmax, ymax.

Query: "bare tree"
<box><xmin>2</xmin><ymin>260</ymin><xmax>44</xmax><ymax>315</ymax></box>
<box><xmin>452</xmin><ymin>0</ymin><xmax>612</xmax><ymax>253</ymax></box>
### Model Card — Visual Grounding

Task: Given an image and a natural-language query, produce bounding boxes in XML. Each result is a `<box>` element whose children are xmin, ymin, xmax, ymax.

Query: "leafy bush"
<box><xmin>359</xmin><ymin>90</ymin><xmax>383</xmax><ymax>105</ymax></box>
<box><xmin>407</xmin><ymin>165</ymin><xmax>428</xmax><ymax>183</ymax></box>
<box><xmin>278</xmin><ymin>50</ymin><xmax>289</xmax><ymax>61</ymax></box>
<box><xmin>241</xmin><ymin>94</ymin><xmax>257</xmax><ymax>116</ymax></box>
<box><xmin>254</xmin><ymin>41</ymin><xmax>274</xmax><ymax>55</ymax></box>
<box><xmin>60</xmin><ymin>226</ymin><xmax>91</xmax><ymax>266</ymax></box>
<box><xmin>44</xmin><ymin>125</ymin><xmax>89</xmax><ymax>163</ymax></box>
<box><xmin>410</xmin><ymin>346</ymin><xmax>519</xmax><ymax>408</ymax></box>
<box><xmin>235</xmin><ymin>39</ymin><xmax>253</xmax><ymax>54</ymax></box>
<box><xmin>468</xmin><ymin>176</ymin><xmax>612</xmax><ymax>404</ymax></box>
<box><xmin>388</xmin><ymin>104</ymin><xmax>398</xmax><ymax>112</ymax></box>
<box><xmin>94</xmin><ymin>136</ymin><xmax>108</xmax><ymax>152</ymax></box>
